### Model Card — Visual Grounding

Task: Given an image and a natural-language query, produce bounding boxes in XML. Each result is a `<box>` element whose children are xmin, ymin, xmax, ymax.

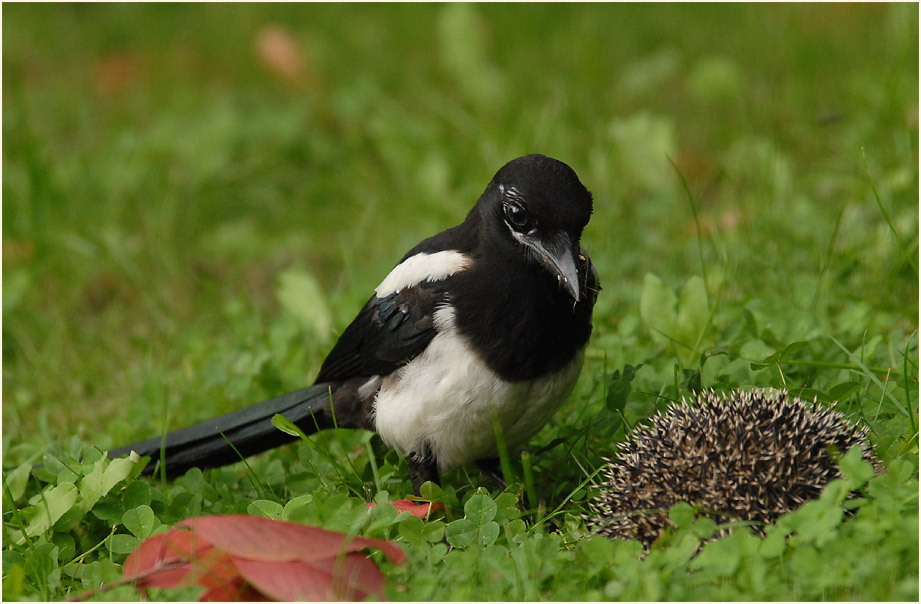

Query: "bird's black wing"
<box><xmin>315</xmin><ymin>220</ymin><xmax>474</xmax><ymax>384</ymax></box>
<box><xmin>314</xmin><ymin>279</ymin><xmax>446</xmax><ymax>383</ymax></box>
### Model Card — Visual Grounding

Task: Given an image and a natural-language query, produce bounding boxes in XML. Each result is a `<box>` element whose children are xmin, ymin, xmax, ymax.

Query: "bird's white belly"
<box><xmin>373</xmin><ymin>307</ymin><xmax>584</xmax><ymax>471</ymax></box>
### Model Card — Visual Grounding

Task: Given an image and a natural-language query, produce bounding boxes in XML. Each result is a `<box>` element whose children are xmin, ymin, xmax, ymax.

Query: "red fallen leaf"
<box><xmin>123</xmin><ymin>529</ymin><xmax>240</xmax><ymax>591</ymax></box>
<box><xmin>177</xmin><ymin>515</ymin><xmax>405</xmax><ymax>564</ymax></box>
<box><xmin>122</xmin><ymin>515</ymin><xmax>405</xmax><ymax>601</ymax></box>
<box><xmin>366</xmin><ymin>499</ymin><xmax>444</xmax><ymax>519</ymax></box>
<box><xmin>234</xmin><ymin>554</ymin><xmax>385</xmax><ymax>601</ymax></box>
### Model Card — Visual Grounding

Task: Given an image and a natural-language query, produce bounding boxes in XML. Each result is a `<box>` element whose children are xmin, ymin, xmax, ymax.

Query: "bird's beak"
<box><xmin>520</xmin><ymin>230</ymin><xmax>581</xmax><ymax>302</ymax></box>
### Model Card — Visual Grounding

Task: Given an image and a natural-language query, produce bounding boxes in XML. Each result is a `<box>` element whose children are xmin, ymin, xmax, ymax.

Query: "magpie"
<box><xmin>107</xmin><ymin>154</ymin><xmax>599</xmax><ymax>492</ymax></box>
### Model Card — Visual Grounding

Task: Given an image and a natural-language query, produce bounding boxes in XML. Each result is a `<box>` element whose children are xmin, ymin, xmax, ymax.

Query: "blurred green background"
<box><xmin>2</xmin><ymin>4</ymin><xmax>918</xmax><ymax>601</ymax></box>
<box><xmin>3</xmin><ymin>2</ymin><xmax>917</xmax><ymax>457</ymax></box>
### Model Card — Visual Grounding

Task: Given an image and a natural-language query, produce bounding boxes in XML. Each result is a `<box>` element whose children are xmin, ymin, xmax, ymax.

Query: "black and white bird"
<box><xmin>108</xmin><ymin>154</ymin><xmax>599</xmax><ymax>492</ymax></box>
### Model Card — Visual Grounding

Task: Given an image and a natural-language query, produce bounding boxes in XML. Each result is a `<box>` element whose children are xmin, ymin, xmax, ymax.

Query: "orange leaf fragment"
<box><xmin>366</xmin><ymin>499</ymin><xmax>444</xmax><ymax>519</ymax></box>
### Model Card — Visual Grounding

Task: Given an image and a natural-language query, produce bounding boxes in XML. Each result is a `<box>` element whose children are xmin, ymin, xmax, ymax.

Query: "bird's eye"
<box><xmin>503</xmin><ymin>202</ymin><xmax>531</xmax><ymax>232</ymax></box>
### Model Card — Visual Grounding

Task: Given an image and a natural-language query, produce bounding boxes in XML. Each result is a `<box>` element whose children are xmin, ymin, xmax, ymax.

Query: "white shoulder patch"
<box><xmin>375</xmin><ymin>250</ymin><xmax>471</xmax><ymax>297</ymax></box>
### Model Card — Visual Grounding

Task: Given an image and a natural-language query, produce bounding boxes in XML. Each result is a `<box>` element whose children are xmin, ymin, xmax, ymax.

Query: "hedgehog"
<box><xmin>588</xmin><ymin>389</ymin><xmax>872</xmax><ymax>548</ymax></box>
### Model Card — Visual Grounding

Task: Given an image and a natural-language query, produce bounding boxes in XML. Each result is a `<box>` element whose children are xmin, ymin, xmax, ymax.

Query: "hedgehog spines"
<box><xmin>588</xmin><ymin>388</ymin><xmax>872</xmax><ymax>547</ymax></box>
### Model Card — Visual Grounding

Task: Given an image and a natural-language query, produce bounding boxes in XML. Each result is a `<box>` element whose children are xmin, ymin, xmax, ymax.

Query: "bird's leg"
<box><xmin>475</xmin><ymin>457</ymin><xmax>507</xmax><ymax>490</ymax></box>
<box><xmin>408</xmin><ymin>444</ymin><xmax>440</xmax><ymax>495</ymax></box>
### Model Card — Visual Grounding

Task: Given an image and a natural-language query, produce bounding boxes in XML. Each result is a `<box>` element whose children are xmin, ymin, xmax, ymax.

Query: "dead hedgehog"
<box><xmin>588</xmin><ymin>389</ymin><xmax>872</xmax><ymax>548</ymax></box>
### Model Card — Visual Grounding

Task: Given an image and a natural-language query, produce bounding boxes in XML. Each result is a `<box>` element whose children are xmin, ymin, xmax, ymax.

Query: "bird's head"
<box><xmin>478</xmin><ymin>154</ymin><xmax>594</xmax><ymax>301</ymax></box>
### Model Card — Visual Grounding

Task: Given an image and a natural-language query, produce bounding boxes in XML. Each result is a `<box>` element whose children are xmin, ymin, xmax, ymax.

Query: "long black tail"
<box><xmin>108</xmin><ymin>383</ymin><xmax>335</xmax><ymax>477</ymax></box>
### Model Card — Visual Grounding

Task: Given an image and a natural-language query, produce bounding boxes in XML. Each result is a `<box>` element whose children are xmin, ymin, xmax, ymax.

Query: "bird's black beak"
<box><xmin>520</xmin><ymin>230</ymin><xmax>581</xmax><ymax>301</ymax></box>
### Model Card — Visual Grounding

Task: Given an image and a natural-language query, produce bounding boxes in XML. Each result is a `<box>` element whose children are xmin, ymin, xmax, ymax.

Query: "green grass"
<box><xmin>3</xmin><ymin>3</ymin><xmax>918</xmax><ymax>601</ymax></box>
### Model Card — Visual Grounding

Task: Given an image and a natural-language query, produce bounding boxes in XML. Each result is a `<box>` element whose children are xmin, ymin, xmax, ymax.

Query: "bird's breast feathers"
<box><xmin>373</xmin><ymin>305</ymin><xmax>584</xmax><ymax>472</ymax></box>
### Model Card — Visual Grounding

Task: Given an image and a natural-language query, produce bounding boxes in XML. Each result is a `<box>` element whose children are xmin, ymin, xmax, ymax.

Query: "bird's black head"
<box><xmin>477</xmin><ymin>154</ymin><xmax>594</xmax><ymax>301</ymax></box>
